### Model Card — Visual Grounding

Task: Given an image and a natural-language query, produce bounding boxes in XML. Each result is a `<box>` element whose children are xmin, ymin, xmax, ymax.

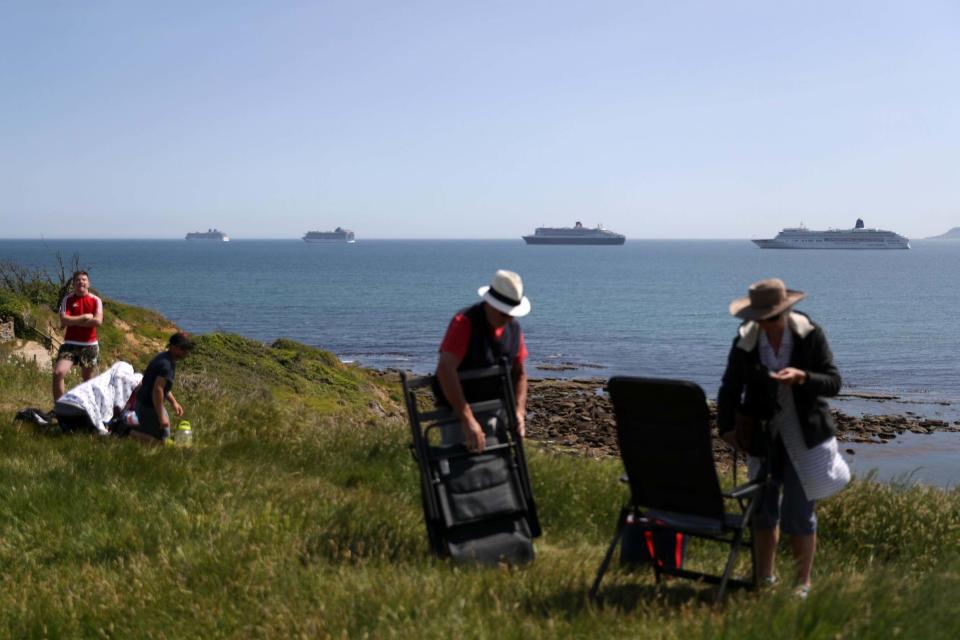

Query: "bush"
<box><xmin>0</xmin><ymin>260</ymin><xmax>64</xmax><ymax>311</ymax></box>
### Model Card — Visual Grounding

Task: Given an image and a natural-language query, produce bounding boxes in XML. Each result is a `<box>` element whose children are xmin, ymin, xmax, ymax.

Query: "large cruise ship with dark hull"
<box><xmin>753</xmin><ymin>219</ymin><xmax>909</xmax><ymax>250</ymax></box>
<box><xmin>303</xmin><ymin>227</ymin><xmax>356</xmax><ymax>243</ymax></box>
<box><xmin>523</xmin><ymin>221</ymin><xmax>625</xmax><ymax>245</ymax></box>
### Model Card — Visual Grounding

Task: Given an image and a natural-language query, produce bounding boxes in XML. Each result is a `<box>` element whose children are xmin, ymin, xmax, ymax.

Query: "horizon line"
<box><xmin>0</xmin><ymin>236</ymin><xmax>773</xmax><ymax>242</ymax></box>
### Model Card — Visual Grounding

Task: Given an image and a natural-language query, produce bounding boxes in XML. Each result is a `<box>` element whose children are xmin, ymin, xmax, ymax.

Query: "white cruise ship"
<box><xmin>302</xmin><ymin>227</ymin><xmax>356</xmax><ymax>243</ymax></box>
<box><xmin>753</xmin><ymin>219</ymin><xmax>909</xmax><ymax>250</ymax></box>
<box><xmin>185</xmin><ymin>228</ymin><xmax>230</xmax><ymax>241</ymax></box>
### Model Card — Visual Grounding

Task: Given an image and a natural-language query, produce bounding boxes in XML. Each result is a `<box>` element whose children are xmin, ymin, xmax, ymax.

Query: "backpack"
<box><xmin>620</xmin><ymin>512</ymin><xmax>688</xmax><ymax>570</ymax></box>
<box><xmin>14</xmin><ymin>408</ymin><xmax>56</xmax><ymax>427</ymax></box>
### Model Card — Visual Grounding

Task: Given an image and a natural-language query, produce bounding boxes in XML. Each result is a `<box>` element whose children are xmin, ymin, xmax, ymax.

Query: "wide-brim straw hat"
<box><xmin>478</xmin><ymin>269</ymin><xmax>531</xmax><ymax>317</ymax></box>
<box><xmin>729</xmin><ymin>278</ymin><xmax>805</xmax><ymax>320</ymax></box>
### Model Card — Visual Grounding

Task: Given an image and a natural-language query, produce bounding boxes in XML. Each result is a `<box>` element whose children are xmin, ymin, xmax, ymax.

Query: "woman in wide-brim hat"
<box><xmin>717</xmin><ymin>278</ymin><xmax>850</xmax><ymax>598</ymax></box>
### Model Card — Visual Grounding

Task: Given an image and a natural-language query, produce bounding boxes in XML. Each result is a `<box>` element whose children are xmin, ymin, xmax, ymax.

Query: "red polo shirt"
<box><xmin>439</xmin><ymin>313</ymin><xmax>528</xmax><ymax>365</ymax></box>
<box><xmin>60</xmin><ymin>293</ymin><xmax>102</xmax><ymax>345</ymax></box>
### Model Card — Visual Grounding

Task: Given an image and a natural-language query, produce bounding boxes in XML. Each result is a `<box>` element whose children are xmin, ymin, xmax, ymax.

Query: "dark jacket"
<box><xmin>717</xmin><ymin>311</ymin><xmax>841</xmax><ymax>449</ymax></box>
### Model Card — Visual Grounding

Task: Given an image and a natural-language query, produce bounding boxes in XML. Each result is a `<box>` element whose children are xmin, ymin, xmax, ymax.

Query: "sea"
<box><xmin>3</xmin><ymin>238</ymin><xmax>960</xmax><ymax>484</ymax></box>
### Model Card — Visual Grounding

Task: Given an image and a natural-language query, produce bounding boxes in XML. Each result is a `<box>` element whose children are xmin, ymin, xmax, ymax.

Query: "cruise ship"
<box><xmin>303</xmin><ymin>227</ymin><xmax>356</xmax><ymax>243</ymax></box>
<box><xmin>185</xmin><ymin>229</ymin><xmax>230</xmax><ymax>241</ymax></box>
<box><xmin>522</xmin><ymin>221</ymin><xmax>626</xmax><ymax>245</ymax></box>
<box><xmin>753</xmin><ymin>219</ymin><xmax>909</xmax><ymax>250</ymax></box>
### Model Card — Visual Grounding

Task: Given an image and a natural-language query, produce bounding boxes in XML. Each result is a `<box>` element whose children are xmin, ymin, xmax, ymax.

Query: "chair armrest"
<box><xmin>723</xmin><ymin>482</ymin><xmax>761</xmax><ymax>500</ymax></box>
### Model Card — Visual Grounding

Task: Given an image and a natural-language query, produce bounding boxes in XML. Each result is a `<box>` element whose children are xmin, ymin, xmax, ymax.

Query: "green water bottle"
<box><xmin>175</xmin><ymin>420</ymin><xmax>193</xmax><ymax>446</ymax></box>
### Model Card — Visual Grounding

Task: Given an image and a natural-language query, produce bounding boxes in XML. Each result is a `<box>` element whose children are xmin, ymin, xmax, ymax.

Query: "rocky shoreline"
<box><xmin>382</xmin><ymin>370</ymin><xmax>960</xmax><ymax>466</ymax></box>
<box><xmin>525</xmin><ymin>378</ymin><xmax>960</xmax><ymax>464</ymax></box>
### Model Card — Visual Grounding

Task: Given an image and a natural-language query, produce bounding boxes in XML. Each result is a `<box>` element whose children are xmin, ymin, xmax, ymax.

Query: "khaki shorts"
<box><xmin>56</xmin><ymin>343</ymin><xmax>100</xmax><ymax>368</ymax></box>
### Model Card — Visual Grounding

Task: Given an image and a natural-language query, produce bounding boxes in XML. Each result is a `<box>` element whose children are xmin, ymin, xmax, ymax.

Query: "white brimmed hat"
<box><xmin>478</xmin><ymin>270</ymin><xmax>531</xmax><ymax>317</ymax></box>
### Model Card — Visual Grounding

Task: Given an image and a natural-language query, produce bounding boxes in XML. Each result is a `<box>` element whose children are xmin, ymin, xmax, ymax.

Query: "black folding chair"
<box><xmin>401</xmin><ymin>362</ymin><xmax>541</xmax><ymax>565</ymax></box>
<box><xmin>590</xmin><ymin>377</ymin><xmax>761</xmax><ymax>603</ymax></box>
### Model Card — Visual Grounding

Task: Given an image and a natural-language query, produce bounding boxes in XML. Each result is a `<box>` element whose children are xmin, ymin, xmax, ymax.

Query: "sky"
<box><xmin>1</xmin><ymin>1</ymin><xmax>958</xmax><ymax>239</ymax></box>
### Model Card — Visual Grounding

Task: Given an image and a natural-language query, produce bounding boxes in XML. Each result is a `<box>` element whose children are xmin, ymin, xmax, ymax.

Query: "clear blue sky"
<box><xmin>1</xmin><ymin>1</ymin><xmax>957</xmax><ymax>239</ymax></box>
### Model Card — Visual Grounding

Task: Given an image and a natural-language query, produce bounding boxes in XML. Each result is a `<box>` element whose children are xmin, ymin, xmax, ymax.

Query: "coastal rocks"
<box><xmin>525</xmin><ymin>378</ymin><xmax>617</xmax><ymax>458</ymax></box>
<box><xmin>385</xmin><ymin>371</ymin><xmax>960</xmax><ymax>463</ymax></box>
<box><xmin>0</xmin><ymin>318</ymin><xmax>14</xmax><ymax>343</ymax></box>
<box><xmin>525</xmin><ymin>379</ymin><xmax>960</xmax><ymax>463</ymax></box>
<box><xmin>830</xmin><ymin>412</ymin><xmax>958</xmax><ymax>443</ymax></box>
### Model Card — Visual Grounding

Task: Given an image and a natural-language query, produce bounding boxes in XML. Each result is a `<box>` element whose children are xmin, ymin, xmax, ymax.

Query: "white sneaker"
<box><xmin>794</xmin><ymin>584</ymin><xmax>810</xmax><ymax>599</ymax></box>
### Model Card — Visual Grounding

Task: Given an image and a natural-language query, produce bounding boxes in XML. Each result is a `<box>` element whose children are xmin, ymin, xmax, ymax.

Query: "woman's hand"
<box><xmin>770</xmin><ymin>367</ymin><xmax>807</xmax><ymax>385</ymax></box>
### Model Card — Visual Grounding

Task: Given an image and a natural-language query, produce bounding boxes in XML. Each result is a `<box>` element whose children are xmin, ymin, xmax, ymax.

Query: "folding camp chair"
<box><xmin>590</xmin><ymin>377</ymin><xmax>761</xmax><ymax>603</ymax></box>
<box><xmin>401</xmin><ymin>362</ymin><xmax>541</xmax><ymax>565</ymax></box>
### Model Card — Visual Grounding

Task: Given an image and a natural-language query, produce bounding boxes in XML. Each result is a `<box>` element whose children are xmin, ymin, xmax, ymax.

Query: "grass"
<box><xmin>1</xmin><ymin>289</ymin><xmax>960</xmax><ymax>636</ymax></box>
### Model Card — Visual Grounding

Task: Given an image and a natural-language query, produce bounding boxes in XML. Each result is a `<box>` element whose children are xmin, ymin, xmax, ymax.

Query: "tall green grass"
<box><xmin>2</xmin><ymin>340</ymin><xmax>960</xmax><ymax>637</ymax></box>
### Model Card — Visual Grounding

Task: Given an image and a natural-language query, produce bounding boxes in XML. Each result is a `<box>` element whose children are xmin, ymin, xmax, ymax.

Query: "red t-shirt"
<box><xmin>439</xmin><ymin>313</ymin><xmax>528</xmax><ymax>366</ymax></box>
<box><xmin>60</xmin><ymin>293</ymin><xmax>103</xmax><ymax>345</ymax></box>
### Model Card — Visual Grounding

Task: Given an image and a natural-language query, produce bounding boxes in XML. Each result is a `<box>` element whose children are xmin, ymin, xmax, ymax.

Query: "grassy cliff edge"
<box><xmin>1</xmin><ymin>292</ymin><xmax>960</xmax><ymax>638</ymax></box>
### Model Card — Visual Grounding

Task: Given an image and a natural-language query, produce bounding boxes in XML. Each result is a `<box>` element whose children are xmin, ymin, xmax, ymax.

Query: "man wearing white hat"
<box><xmin>435</xmin><ymin>269</ymin><xmax>531</xmax><ymax>453</ymax></box>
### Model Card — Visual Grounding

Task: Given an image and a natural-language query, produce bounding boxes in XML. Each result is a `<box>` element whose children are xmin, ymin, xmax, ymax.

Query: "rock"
<box><xmin>0</xmin><ymin>317</ymin><xmax>14</xmax><ymax>343</ymax></box>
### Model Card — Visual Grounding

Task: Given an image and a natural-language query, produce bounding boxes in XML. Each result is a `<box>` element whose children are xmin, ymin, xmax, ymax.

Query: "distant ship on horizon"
<box><xmin>185</xmin><ymin>228</ymin><xmax>230</xmax><ymax>241</ymax></box>
<box><xmin>522</xmin><ymin>221</ymin><xmax>626</xmax><ymax>245</ymax></box>
<box><xmin>303</xmin><ymin>227</ymin><xmax>356</xmax><ymax>243</ymax></box>
<box><xmin>753</xmin><ymin>218</ymin><xmax>909</xmax><ymax>250</ymax></box>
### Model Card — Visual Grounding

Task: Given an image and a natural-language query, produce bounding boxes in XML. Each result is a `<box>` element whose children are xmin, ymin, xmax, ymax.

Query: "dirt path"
<box><xmin>10</xmin><ymin>340</ymin><xmax>53</xmax><ymax>371</ymax></box>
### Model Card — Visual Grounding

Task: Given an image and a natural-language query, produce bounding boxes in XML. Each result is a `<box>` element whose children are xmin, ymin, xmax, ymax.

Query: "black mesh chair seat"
<box><xmin>402</xmin><ymin>363</ymin><xmax>541</xmax><ymax>566</ymax></box>
<box><xmin>640</xmin><ymin>510</ymin><xmax>748</xmax><ymax>538</ymax></box>
<box><xmin>433</xmin><ymin>445</ymin><xmax>527</xmax><ymax>526</ymax></box>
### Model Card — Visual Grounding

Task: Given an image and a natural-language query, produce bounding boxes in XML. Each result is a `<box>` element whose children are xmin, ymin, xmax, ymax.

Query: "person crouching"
<box><xmin>131</xmin><ymin>332</ymin><xmax>194</xmax><ymax>444</ymax></box>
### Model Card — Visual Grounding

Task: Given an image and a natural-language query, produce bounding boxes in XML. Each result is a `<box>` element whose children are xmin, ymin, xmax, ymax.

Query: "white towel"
<box><xmin>57</xmin><ymin>362</ymin><xmax>143</xmax><ymax>435</ymax></box>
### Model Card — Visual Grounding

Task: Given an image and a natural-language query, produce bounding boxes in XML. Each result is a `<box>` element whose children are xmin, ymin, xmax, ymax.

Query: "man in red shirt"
<box><xmin>435</xmin><ymin>270</ymin><xmax>531</xmax><ymax>453</ymax></box>
<box><xmin>53</xmin><ymin>271</ymin><xmax>104</xmax><ymax>402</ymax></box>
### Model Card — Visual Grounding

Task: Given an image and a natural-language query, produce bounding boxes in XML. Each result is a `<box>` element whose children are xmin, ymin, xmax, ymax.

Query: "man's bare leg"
<box><xmin>52</xmin><ymin>360</ymin><xmax>72</xmax><ymax>402</ymax></box>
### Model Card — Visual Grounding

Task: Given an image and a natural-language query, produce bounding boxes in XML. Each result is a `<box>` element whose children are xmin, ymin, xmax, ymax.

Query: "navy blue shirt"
<box><xmin>137</xmin><ymin>351</ymin><xmax>176</xmax><ymax>409</ymax></box>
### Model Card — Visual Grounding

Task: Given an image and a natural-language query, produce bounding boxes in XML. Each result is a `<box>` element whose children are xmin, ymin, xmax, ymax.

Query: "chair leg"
<box><xmin>715</xmin><ymin>529</ymin><xmax>744</xmax><ymax>604</ymax></box>
<box><xmin>589</xmin><ymin>514</ymin><xmax>626</xmax><ymax>601</ymax></box>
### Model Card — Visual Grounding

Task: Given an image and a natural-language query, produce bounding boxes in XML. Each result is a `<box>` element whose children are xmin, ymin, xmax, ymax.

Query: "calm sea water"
<box><xmin>3</xmin><ymin>239</ymin><xmax>959</xmax><ymax>409</ymax></box>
